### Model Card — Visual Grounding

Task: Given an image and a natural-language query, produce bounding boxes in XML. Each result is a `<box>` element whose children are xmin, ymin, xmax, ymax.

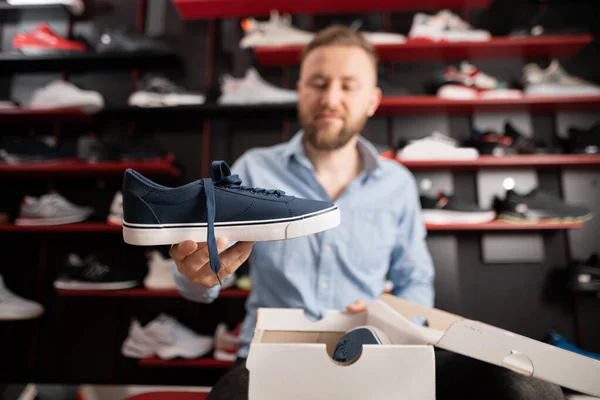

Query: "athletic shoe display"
<box><xmin>523</xmin><ymin>60</ymin><xmax>600</xmax><ymax>97</ymax></box>
<box><xmin>332</xmin><ymin>325</ymin><xmax>392</xmax><ymax>364</ymax></box>
<box><xmin>144</xmin><ymin>250</ymin><xmax>176</xmax><ymax>290</ymax></box>
<box><xmin>397</xmin><ymin>132</ymin><xmax>479</xmax><ymax>161</ymax></box>
<box><xmin>128</xmin><ymin>76</ymin><xmax>205</xmax><ymax>107</ymax></box>
<box><xmin>29</xmin><ymin>80</ymin><xmax>104</xmax><ymax>114</ymax></box>
<box><xmin>12</xmin><ymin>23</ymin><xmax>86</xmax><ymax>54</ymax></box>
<box><xmin>408</xmin><ymin>10</ymin><xmax>491</xmax><ymax>42</ymax></box>
<box><xmin>0</xmin><ymin>135</ymin><xmax>74</xmax><ymax>164</ymax></box>
<box><xmin>53</xmin><ymin>252</ymin><xmax>141</xmax><ymax>290</ymax></box>
<box><xmin>493</xmin><ymin>189</ymin><xmax>593</xmax><ymax>223</ymax></box>
<box><xmin>420</xmin><ymin>192</ymin><xmax>496</xmax><ymax>225</ymax></box>
<box><xmin>122</xmin><ymin>160</ymin><xmax>340</xmax><ymax>283</ymax></box>
<box><xmin>567</xmin><ymin>253</ymin><xmax>600</xmax><ymax>293</ymax></box>
<box><xmin>0</xmin><ymin>274</ymin><xmax>44</xmax><ymax>321</ymax></box>
<box><xmin>122</xmin><ymin>314</ymin><xmax>213</xmax><ymax>360</ymax></box>
<box><xmin>435</xmin><ymin>62</ymin><xmax>522</xmax><ymax>99</ymax></box>
<box><xmin>217</xmin><ymin>68</ymin><xmax>297</xmax><ymax>105</ymax></box>
<box><xmin>107</xmin><ymin>191</ymin><xmax>123</xmax><ymax>226</ymax></box>
<box><xmin>15</xmin><ymin>193</ymin><xmax>93</xmax><ymax>226</ymax></box>
<box><xmin>240</xmin><ymin>10</ymin><xmax>314</xmax><ymax>48</ymax></box>
<box><xmin>213</xmin><ymin>322</ymin><xmax>241</xmax><ymax>362</ymax></box>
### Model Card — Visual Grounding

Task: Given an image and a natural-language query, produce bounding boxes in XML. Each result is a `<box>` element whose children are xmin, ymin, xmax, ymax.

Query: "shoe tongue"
<box><xmin>211</xmin><ymin>160</ymin><xmax>232</xmax><ymax>182</ymax></box>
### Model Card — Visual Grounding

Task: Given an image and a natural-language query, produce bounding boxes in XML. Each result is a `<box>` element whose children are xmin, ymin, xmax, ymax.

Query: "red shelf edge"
<box><xmin>425</xmin><ymin>221</ymin><xmax>584</xmax><ymax>231</ymax></box>
<box><xmin>139</xmin><ymin>357</ymin><xmax>234</xmax><ymax>368</ymax></box>
<box><xmin>254</xmin><ymin>35</ymin><xmax>594</xmax><ymax>66</ymax></box>
<box><xmin>55</xmin><ymin>287</ymin><xmax>250</xmax><ymax>298</ymax></box>
<box><xmin>379</xmin><ymin>152</ymin><xmax>600</xmax><ymax>169</ymax></box>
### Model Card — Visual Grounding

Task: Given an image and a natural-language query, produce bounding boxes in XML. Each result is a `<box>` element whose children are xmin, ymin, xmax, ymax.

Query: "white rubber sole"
<box><xmin>0</xmin><ymin>307</ymin><xmax>43</xmax><ymax>320</ymax></box>
<box><xmin>53</xmin><ymin>280</ymin><xmax>139</xmax><ymax>290</ymax></box>
<box><xmin>123</xmin><ymin>206</ymin><xmax>340</xmax><ymax>246</ymax></box>
<box><xmin>422</xmin><ymin>209</ymin><xmax>496</xmax><ymax>224</ymax></box>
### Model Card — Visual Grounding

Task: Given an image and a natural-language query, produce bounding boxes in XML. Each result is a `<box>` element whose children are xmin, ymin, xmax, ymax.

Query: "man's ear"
<box><xmin>367</xmin><ymin>86</ymin><xmax>382</xmax><ymax>117</ymax></box>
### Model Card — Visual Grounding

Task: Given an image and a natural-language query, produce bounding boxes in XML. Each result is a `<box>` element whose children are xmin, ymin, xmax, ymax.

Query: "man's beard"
<box><xmin>299</xmin><ymin>110</ymin><xmax>369</xmax><ymax>151</ymax></box>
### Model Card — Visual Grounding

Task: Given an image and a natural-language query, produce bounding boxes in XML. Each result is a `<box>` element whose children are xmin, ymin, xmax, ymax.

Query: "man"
<box><xmin>171</xmin><ymin>26</ymin><xmax>563</xmax><ymax>400</ymax></box>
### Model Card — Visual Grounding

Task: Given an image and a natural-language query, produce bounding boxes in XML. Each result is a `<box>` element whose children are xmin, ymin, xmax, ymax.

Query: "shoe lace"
<box><xmin>203</xmin><ymin>161</ymin><xmax>286</xmax><ymax>284</ymax></box>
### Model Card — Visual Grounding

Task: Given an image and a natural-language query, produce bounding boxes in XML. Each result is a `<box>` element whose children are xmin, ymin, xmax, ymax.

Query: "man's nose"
<box><xmin>320</xmin><ymin>86</ymin><xmax>343</xmax><ymax>108</ymax></box>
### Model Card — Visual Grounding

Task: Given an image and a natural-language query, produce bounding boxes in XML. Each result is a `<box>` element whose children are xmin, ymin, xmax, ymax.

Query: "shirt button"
<box><xmin>321</xmin><ymin>282</ymin><xmax>328</xmax><ymax>289</ymax></box>
<box><xmin>323</xmin><ymin>246</ymin><xmax>332</xmax><ymax>253</ymax></box>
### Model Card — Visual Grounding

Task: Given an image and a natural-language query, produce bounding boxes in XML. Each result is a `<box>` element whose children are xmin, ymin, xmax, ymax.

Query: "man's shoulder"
<box><xmin>378</xmin><ymin>158</ymin><xmax>417</xmax><ymax>185</ymax></box>
<box><xmin>234</xmin><ymin>142</ymin><xmax>289</xmax><ymax>166</ymax></box>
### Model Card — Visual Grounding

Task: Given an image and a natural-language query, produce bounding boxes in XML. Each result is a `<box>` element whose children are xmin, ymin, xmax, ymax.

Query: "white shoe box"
<box><xmin>247</xmin><ymin>294</ymin><xmax>600</xmax><ymax>400</ymax></box>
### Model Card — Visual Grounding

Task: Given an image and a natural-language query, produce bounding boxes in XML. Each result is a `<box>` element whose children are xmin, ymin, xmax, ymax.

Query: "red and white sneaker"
<box><xmin>437</xmin><ymin>62</ymin><xmax>522</xmax><ymax>99</ymax></box>
<box><xmin>408</xmin><ymin>10</ymin><xmax>491</xmax><ymax>42</ymax></box>
<box><xmin>213</xmin><ymin>322</ymin><xmax>242</xmax><ymax>362</ymax></box>
<box><xmin>12</xmin><ymin>23</ymin><xmax>86</xmax><ymax>54</ymax></box>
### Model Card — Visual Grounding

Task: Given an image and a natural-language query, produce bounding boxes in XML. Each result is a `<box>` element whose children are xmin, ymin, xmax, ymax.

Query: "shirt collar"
<box><xmin>282</xmin><ymin>130</ymin><xmax>384</xmax><ymax>177</ymax></box>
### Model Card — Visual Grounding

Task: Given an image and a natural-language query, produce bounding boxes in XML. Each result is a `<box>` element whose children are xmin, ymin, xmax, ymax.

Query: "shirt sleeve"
<box><xmin>387</xmin><ymin>172</ymin><xmax>435</xmax><ymax>309</ymax></box>
<box><xmin>173</xmin><ymin>152</ymin><xmax>254</xmax><ymax>302</ymax></box>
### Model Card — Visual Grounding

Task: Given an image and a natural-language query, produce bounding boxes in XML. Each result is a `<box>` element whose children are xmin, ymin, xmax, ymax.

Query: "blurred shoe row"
<box><xmin>420</xmin><ymin>188</ymin><xmax>593</xmax><ymax>225</ymax></box>
<box><xmin>431</xmin><ymin>61</ymin><xmax>600</xmax><ymax>99</ymax></box>
<box><xmin>395</xmin><ymin>121</ymin><xmax>600</xmax><ymax>161</ymax></box>
<box><xmin>121</xmin><ymin>314</ymin><xmax>242</xmax><ymax>362</ymax></box>
<box><xmin>238</xmin><ymin>7</ymin><xmax>591</xmax><ymax>49</ymax></box>
<box><xmin>10</xmin><ymin>23</ymin><xmax>171</xmax><ymax>55</ymax></box>
<box><xmin>0</xmin><ymin>135</ymin><xmax>167</xmax><ymax>165</ymax></box>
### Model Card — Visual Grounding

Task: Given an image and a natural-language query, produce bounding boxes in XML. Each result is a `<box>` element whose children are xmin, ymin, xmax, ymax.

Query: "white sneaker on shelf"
<box><xmin>523</xmin><ymin>60</ymin><xmax>600</xmax><ymax>97</ymax></box>
<box><xmin>144</xmin><ymin>314</ymin><xmax>214</xmax><ymax>360</ymax></box>
<box><xmin>107</xmin><ymin>191</ymin><xmax>123</xmax><ymax>226</ymax></box>
<box><xmin>437</xmin><ymin>62</ymin><xmax>522</xmax><ymax>99</ymax></box>
<box><xmin>128</xmin><ymin>76</ymin><xmax>205</xmax><ymax>107</ymax></box>
<box><xmin>7</xmin><ymin>0</ymin><xmax>85</xmax><ymax>15</ymax></box>
<box><xmin>29</xmin><ymin>80</ymin><xmax>104</xmax><ymax>114</ymax></box>
<box><xmin>121</xmin><ymin>319</ymin><xmax>161</xmax><ymax>359</ymax></box>
<box><xmin>397</xmin><ymin>132</ymin><xmax>479</xmax><ymax>161</ymax></box>
<box><xmin>409</xmin><ymin>10</ymin><xmax>491</xmax><ymax>42</ymax></box>
<box><xmin>239</xmin><ymin>10</ymin><xmax>315</xmax><ymax>48</ymax></box>
<box><xmin>217</xmin><ymin>68</ymin><xmax>298</xmax><ymax>105</ymax></box>
<box><xmin>15</xmin><ymin>193</ymin><xmax>94</xmax><ymax>226</ymax></box>
<box><xmin>0</xmin><ymin>275</ymin><xmax>44</xmax><ymax>320</ymax></box>
<box><xmin>361</xmin><ymin>31</ymin><xmax>407</xmax><ymax>45</ymax></box>
<box><xmin>144</xmin><ymin>250</ymin><xmax>176</xmax><ymax>290</ymax></box>
<box><xmin>213</xmin><ymin>322</ymin><xmax>241</xmax><ymax>362</ymax></box>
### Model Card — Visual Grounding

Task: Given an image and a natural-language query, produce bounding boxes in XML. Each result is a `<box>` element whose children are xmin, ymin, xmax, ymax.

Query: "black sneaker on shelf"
<box><xmin>77</xmin><ymin>135</ymin><xmax>165</xmax><ymax>162</ymax></box>
<box><xmin>567</xmin><ymin>253</ymin><xmax>600</xmax><ymax>293</ymax></box>
<box><xmin>54</xmin><ymin>252</ymin><xmax>142</xmax><ymax>290</ymax></box>
<box><xmin>0</xmin><ymin>136</ymin><xmax>75</xmax><ymax>164</ymax></box>
<box><xmin>128</xmin><ymin>76</ymin><xmax>205</xmax><ymax>107</ymax></box>
<box><xmin>567</xmin><ymin>121</ymin><xmax>600</xmax><ymax>155</ymax></box>
<box><xmin>83</xmin><ymin>26</ymin><xmax>173</xmax><ymax>53</ymax></box>
<box><xmin>420</xmin><ymin>192</ymin><xmax>496</xmax><ymax>225</ymax></box>
<box><xmin>493</xmin><ymin>188</ymin><xmax>593</xmax><ymax>223</ymax></box>
<box><xmin>471</xmin><ymin>122</ymin><xmax>561</xmax><ymax>156</ymax></box>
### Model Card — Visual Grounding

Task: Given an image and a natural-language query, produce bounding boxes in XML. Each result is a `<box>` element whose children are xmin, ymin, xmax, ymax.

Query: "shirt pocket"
<box><xmin>340</xmin><ymin>208</ymin><xmax>399</xmax><ymax>278</ymax></box>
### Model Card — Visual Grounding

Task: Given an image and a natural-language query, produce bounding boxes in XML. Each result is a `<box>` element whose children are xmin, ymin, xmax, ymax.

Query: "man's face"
<box><xmin>297</xmin><ymin>45</ymin><xmax>381</xmax><ymax>151</ymax></box>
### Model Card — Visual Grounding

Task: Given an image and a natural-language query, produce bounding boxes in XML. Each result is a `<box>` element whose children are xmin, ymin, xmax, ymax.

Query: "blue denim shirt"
<box><xmin>174</xmin><ymin>131</ymin><xmax>435</xmax><ymax>358</ymax></box>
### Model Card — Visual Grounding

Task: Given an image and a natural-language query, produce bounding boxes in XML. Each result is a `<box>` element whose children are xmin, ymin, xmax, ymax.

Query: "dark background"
<box><xmin>0</xmin><ymin>0</ymin><xmax>599</xmax><ymax>390</ymax></box>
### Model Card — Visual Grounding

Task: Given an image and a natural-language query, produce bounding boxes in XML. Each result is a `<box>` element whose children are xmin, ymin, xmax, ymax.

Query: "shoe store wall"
<box><xmin>2</xmin><ymin>0</ymin><xmax>600</xmax><ymax>388</ymax></box>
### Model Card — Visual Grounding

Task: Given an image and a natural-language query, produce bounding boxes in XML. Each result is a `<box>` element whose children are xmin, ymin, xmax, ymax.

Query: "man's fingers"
<box><xmin>217</xmin><ymin>241</ymin><xmax>255</xmax><ymax>281</ymax></box>
<box><xmin>177</xmin><ymin>237</ymin><xmax>229</xmax><ymax>273</ymax></box>
<box><xmin>170</xmin><ymin>240</ymin><xmax>199</xmax><ymax>262</ymax></box>
<box><xmin>346</xmin><ymin>299</ymin><xmax>367</xmax><ymax>313</ymax></box>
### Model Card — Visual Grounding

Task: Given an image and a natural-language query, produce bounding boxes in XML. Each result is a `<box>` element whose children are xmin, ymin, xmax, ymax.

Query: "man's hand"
<box><xmin>346</xmin><ymin>299</ymin><xmax>367</xmax><ymax>313</ymax></box>
<box><xmin>170</xmin><ymin>237</ymin><xmax>254</xmax><ymax>288</ymax></box>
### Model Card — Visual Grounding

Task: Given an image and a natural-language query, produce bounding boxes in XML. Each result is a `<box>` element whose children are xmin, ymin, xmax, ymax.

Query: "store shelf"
<box><xmin>0</xmin><ymin>107</ymin><xmax>92</xmax><ymax>123</ymax></box>
<box><xmin>139</xmin><ymin>357</ymin><xmax>234</xmax><ymax>368</ymax></box>
<box><xmin>172</xmin><ymin>0</ymin><xmax>491</xmax><ymax>19</ymax></box>
<box><xmin>376</xmin><ymin>96</ymin><xmax>600</xmax><ymax>115</ymax></box>
<box><xmin>255</xmin><ymin>35</ymin><xmax>594</xmax><ymax>66</ymax></box>
<box><xmin>0</xmin><ymin>156</ymin><xmax>179</xmax><ymax>177</ymax></box>
<box><xmin>380</xmin><ymin>152</ymin><xmax>600</xmax><ymax>170</ymax></box>
<box><xmin>1</xmin><ymin>49</ymin><xmax>181</xmax><ymax>73</ymax></box>
<box><xmin>56</xmin><ymin>288</ymin><xmax>250</xmax><ymax>298</ymax></box>
<box><xmin>426</xmin><ymin>220</ymin><xmax>584</xmax><ymax>231</ymax></box>
<box><xmin>0</xmin><ymin>223</ymin><xmax>121</xmax><ymax>233</ymax></box>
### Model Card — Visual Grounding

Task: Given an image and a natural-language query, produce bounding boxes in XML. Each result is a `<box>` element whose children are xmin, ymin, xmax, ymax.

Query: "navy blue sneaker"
<box><xmin>332</xmin><ymin>325</ymin><xmax>391</xmax><ymax>364</ymax></box>
<box><xmin>121</xmin><ymin>160</ymin><xmax>340</xmax><ymax>282</ymax></box>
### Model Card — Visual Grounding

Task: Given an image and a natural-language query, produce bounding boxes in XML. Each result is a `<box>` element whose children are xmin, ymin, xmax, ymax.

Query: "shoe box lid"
<box><xmin>247</xmin><ymin>294</ymin><xmax>600</xmax><ymax>399</ymax></box>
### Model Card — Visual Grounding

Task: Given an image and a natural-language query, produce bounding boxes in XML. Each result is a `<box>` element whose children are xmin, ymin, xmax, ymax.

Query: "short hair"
<box><xmin>300</xmin><ymin>25</ymin><xmax>379</xmax><ymax>69</ymax></box>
